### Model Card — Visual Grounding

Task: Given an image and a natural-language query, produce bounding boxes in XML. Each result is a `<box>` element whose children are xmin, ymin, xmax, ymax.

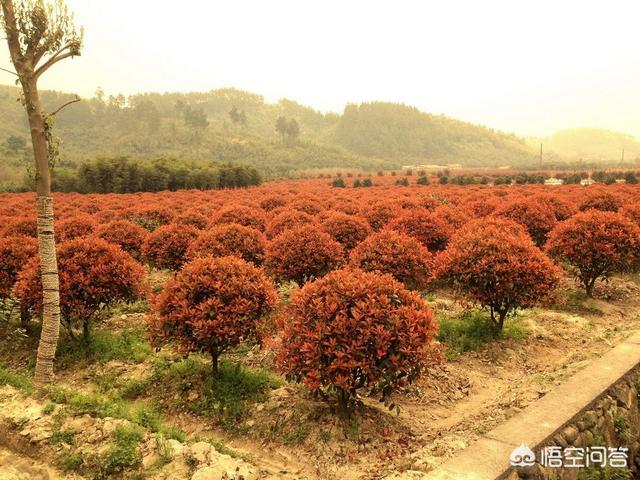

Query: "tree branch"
<box><xmin>0</xmin><ymin>65</ymin><xmax>18</xmax><ymax>76</ymax></box>
<box><xmin>48</xmin><ymin>96</ymin><xmax>80</xmax><ymax>117</ymax></box>
<box><xmin>34</xmin><ymin>47</ymin><xmax>79</xmax><ymax>80</ymax></box>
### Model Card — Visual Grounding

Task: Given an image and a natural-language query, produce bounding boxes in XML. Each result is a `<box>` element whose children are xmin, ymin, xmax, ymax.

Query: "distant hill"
<box><xmin>0</xmin><ymin>84</ymin><xmax>543</xmax><ymax>189</ymax></box>
<box><xmin>331</xmin><ymin>102</ymin><xmax>534</xmax><ymax>167</ymax></box>
<box><xmin>528</xmin><ymin>128</ymin><xmax>640</xmax><ymax>162</ymax></box>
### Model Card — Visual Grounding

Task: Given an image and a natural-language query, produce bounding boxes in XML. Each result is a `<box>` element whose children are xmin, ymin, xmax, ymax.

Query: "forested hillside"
<box><xmin>528</xmin><ymin>128</ymin><xmax>640</xmax><ymax>162</ymax></box>
<box><xmin>0</xmin><ymin>84</ymin><xmax>541</xmax><ymax>190</ymax></box>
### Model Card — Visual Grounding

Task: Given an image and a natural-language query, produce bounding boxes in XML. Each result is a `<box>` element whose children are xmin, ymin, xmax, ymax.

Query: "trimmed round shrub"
<box><xmin>349</xmin><ymin>230</ymin><xmax>434</xmax><ymax>290</ymax></box>
<box><xmin>620</xmin><ymin>204</ymin><xmax>640</xmax><ymax>227</ymax></box>
<box><xmin>127</xmin><ymin>206</ymin><xmax>175</xmax><ymax>231</ymax></box>
<box><xmin>496</xmin><ymin>200</ymin><xmax>557</xmax><ymax>246</ymax></box>
<box><xmin>387</xmin><ymin>210</ymin><xmax>453</xmax><ymax>252</ymax></box>
<box><xmin>579</xmin><ymin>192</ymin><xmax>622</xmax><ymax>212</ymax></box>
<box><xmin>56</xmin><ymin>215</ymin><xmax>97</xmax><ymax>242</ymax></box>
<box><xmin>175</xmin><ymin>210</ymin><xmax>209</xmax><ymax>230</ymax></box>
<box><xmin>2</xmin><ymin>216</ymin><xmax>37</xmax><ymax>238</ymax></box>
<box><xmin>437</xmin><ymin>218</ymin><xmax>562</xmax><ymax>329</ymax></box>
<box><xmin>95</xmin><ymin>220</ymin><xmax>148</xmax><ymax>260</ymax></box>
<box><xmin>187</xmin><ymin>224</ymin><xmax>266</xmax><ymax>265</ymax></box>
<box><xmin>149</xmin><ymin>256</ymin><xmax>278</xmax><ymax>374</ymax></box>
<box><xmin>277</xmin><ymin>267</ymin><xmax>439</xmax><ymax>416</ymax></box>
<box><xmin>259</xmin><ymin>196</ymin><xmax>287</xmax><ymax>212</ymax></box>
<box><xmin>0</xmin><ymin>235</ymin><xmax>38</xmax><ymax>300</ymax></box>
<box><xmin>362</xmin><ymin>202</ymin><xmax>399</xmax><ymax>231</ymax></box>
<box><xmin>15</xmin><ymin>238</ymin><xmax>146</xmax><ymax>340</ymax></box>
<box><xmin>265</xmin><ymin>209</ymin><xmax>314</xmax><ymax>239</ymax></box>
<box><xmin>211</xmin><ymin>205</ymin><xmax>266</xmax><ymax>232</ymax></box>
<box><xmin>266</xmin><ymin>225</ymin><xmax>344</xmax><ymax>285</ymax></box>
<box><xmin>142</xmin><ymin>223</ymin><xmax>199</xmax><ymax>270</ymax></box>
<box><xmin>321</xmin><ymin>212</ymin><xmax>372</xmax><ymax>251</ymax></box>
<box><xmin>546</xmin><ymin>210</ymin><xmax>640</xmax><ymax>297</ymax></box>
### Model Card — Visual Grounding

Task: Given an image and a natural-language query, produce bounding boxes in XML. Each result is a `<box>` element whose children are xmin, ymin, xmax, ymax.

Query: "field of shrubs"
<box><xmin>1</xmin><ymin>177</ymin><xmax>640</xmax><ymax>479</ymax></box>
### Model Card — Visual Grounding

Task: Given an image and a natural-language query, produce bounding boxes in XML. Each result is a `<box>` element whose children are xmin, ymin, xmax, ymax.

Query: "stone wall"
<box><xmin>509</xmin><ymin>366</ymin><xmax>640</xmax><ymax>479</ymax></box>
<box><xmin>426</xmin><ymin>332</ymin><xmax>640</xmax><ymax>480</ymax></box>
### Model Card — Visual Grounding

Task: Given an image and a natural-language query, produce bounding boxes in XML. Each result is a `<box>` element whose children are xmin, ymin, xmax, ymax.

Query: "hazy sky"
<box><xmin>2</xmin><ymin>0</ymin><xmax>640</xmax><ymax>137</ymax></box>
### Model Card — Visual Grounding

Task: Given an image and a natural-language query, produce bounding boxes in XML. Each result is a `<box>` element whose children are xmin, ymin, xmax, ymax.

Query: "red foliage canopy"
<box><xmin>349</xmin><ymin>230</ymin><xmax>435</xmax><ymax>290</ymax></box>
<box><xmin>496</xmin><ymin>200</ymin><xmax>557</xmax><ymax>246</ymax></box>
<box><xmin>546</xmin><ymin>210</ymin><xmax>640</xmax><ymax>296</ymax></box>
<box><xmin>321</xmin><ymin>212</ymin><xmax>372</xmax><ymax>252</ymax></box>
<box><xmin>266</xmin><ymin>225</ymin><xmax>344</xmax><ymax>285</ymax></box>
<box><xmin>211</xmin><ymin>205</ymin><xmax>267</xmax><ymax>232</ymax></box>
<box><xmin>387</xmin><ymin>209</ymin><xmax>453</xmax><ymax>252</ymax></box>
<box><xmin>149</xmin><ymin>256</ymin><xmax>278</xmax><ymax>373</ymax></box>
<box><xmin>56</xmin><ymin>215</ymin><xmax>97</xmax><ymax>242</ymax></box>
<box><xmin>187</xmin><ymin>224</ymin><xmax>266</xmax><ymax>265</ymax></box>
<box><xmin>277</xmin><ymin>267</ymin><xmax>438</xmax><ymax>415</ymax></box>
<box><xmin>0</xmin><ymin>235</ymin><xmax>38</xmax><ymax>299</ymax></box>
<box><xmin>14</xmin><ymin>238</ymin><xmax>146</xmax><ymax>337</ymax></box>
<box><xmin>142</xmin><ymin>223</ymin><xmax>199</xmax><ymax>270</ymax></box>
<box><xmin>437</xmin><ymin>218</ymin><xmax>561</xmax><ymax>329</ymax></box>
<box><xmin>95</xmin><ymin>220</ymin><xmax>148</xmax><ymax>260</ymax></box>
<box><xmin>264</xmin><ymin>209</ymin><xmax>314</xmax><ymax>239</ymax></box>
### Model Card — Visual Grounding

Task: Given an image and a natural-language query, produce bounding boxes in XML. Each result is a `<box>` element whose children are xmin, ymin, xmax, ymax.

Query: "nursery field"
<box><xmin>1</xmin><ymin>178</ymin><xmax>640</xmax><ymax>479</ymax></box>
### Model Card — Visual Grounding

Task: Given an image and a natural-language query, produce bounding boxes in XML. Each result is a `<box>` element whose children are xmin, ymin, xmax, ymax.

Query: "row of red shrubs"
<box><xmin>1</xmin><ymin>181</ymin><xmax>640</xmax><ymax>413</ymax></box>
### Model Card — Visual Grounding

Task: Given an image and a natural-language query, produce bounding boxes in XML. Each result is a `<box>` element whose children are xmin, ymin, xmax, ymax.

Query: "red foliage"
<box><xmin>187</xmin><ymin>224</ymin><xmax>266</xmax><ymax>265</ymax></box>
<box><xmin>259</xmin><ymin>195</ymin><xmax>287</xmax><ymax>212</ymax></box>
<box><xmin>0</xmin><ymin>235</ymin><xmax>38</xmax><ymax>299</ymax></box>
<box><xmin>142</xmin><ymin>223</ymin><xmax>200</xmax><ymax>270</ymax></box>
<box><xmin>2</xmin><ymin>216</ymin><xmax>37</xmax><ymax>238</ymax></box>
<box><xmin>361</xmin><ymin>202</ymin><xmax>399</xmax><ymax>231</ymax></box>
<box><xmin>349</xmin><ymin>230</ymin><xmax>435</xmax><ymax>290</ymax></box>
<box><xmin>546</xmin><ymin>210</ymin><xmax>640</xmax><ymax>296</ymax></box>
<box><xmin>387</xmin><ymin>210</ymin><xmax>453</xmax><ymax>252</ymax></box>
<box><xmin>579</xmin><ymin>192</ymin><xmax>622</xmax><ymax>212</ymax></box>
<box><xmin>175</xmin><ymin>210</ymin><xmax>209</xmax><ymax>230</ymax></box>
<box><xmin>620</xmin><ymin>204</ymin><xmax>640</xmax><ymax>227</ymax></box>
<box><xmin>266</xmin><ymin>225</ymin><xmax>344</xmax><ymax>284</ymax></box>
<box><xmin>95</xmin><ymin>220</ymin><xmax>148</xmax><ymax>260</ymax></box>
<box><xmin>277</xmin><ymin>267</ymin><xmax>439</xmax><ymax>415</ymax></box>
<box><xmin>149</xmin><ymin>256</ymin><xmax>278</xmax><ymax>373</ymax></box>
<box><xmin>437</xmin><ymin>218</ymin><xmax>561</xmax><ymax>329</ymax></box>
<box><xmin>127</xmin><ymin>206</ymin><xmax>175</xmax><ymax>231</ymax></box>
<box><xmin>14</xmin><ymin>238</ymin><xmax>146</xmax><ymax>338</ymax></box>
<box><xmin>321</xmin><ymin>212</ymin><xmax>372</xmax><ymax>251</ymax></box>
<box><xmin>264</xmin><ymin>209</ymin><xmax>314</xmax><ymax>239</ymax></box>
<box><xmin>433</xmin><ymin>204</ymin><xmax>470</xmax><ymax>230</ymax></box>
<box><xmin>496</xmin><ymin>200</ymin><xmax>557</xmax><ymax>245</ymax></box>
<box><xmin>56</xmin><ymin>215</ymin><xmax>97</xmax><ymax>242</ymax></box>
<box><xmin>211</xmin><ymin>205</ymin><xmax>266</xmax><ymax>232</ymax></box>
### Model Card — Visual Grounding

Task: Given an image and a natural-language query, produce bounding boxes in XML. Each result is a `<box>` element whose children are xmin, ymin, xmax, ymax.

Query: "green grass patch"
<box><xmin>100</xmin><ymin>425</ymin><xmax>143</xmax><ymax>477</ymax></box>
<box><xmin>57</xmin><ymin>328</ymin><xmax>152</xmax><ymax>368</ymax></box>
<box><xmin>50</xmin><ymin>427</ymin><xmax>76</xmax><ymax>446</ymax></box>
<box><xmin>0</xmin><ymin>364</ymin><xmax>33</xmax><ymax>392</ymax></box>
<box><xmin>437</xmin><ymin>309</ymin><xmax>527</xmax><ymax>360</ymax></box>
<box><xmin>152</xmin><ymin>356</ymin><xmax>282</xmax><ymax>430</ymax></box>
<box><xmin>578</xmin><ymin>465</ymin><xmax>632</xmax><ymax>480</ymax></box>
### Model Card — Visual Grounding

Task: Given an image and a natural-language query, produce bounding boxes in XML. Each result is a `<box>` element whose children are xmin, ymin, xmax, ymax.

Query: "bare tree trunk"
<box><xmin>23</xmin><ymin>78</ymin><xmax>62</xmax><ymax>386</ymax></box>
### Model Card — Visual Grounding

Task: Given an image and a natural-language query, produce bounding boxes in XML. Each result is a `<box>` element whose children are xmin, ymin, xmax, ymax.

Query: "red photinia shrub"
<box><xmin>266</xmin><ymin>225</ymin><xmax>344</xmax><ymax>284</ymax></box>
<box><xmin>579</xmin><ymin>192</ymin><xmax>622</xmax><ymax>212</ymax></box>
<box><xmin>464</xmin><ymin>199</ymin><xmax>498</xmax><ymax>218</ymax></box>
<box><xmin>321</xmin><ymin>212</ymin><xmax>372</xmax><ymax>251</ymax></box>
<box><xmin>0</xmin><ymin>235</ymin><xmax>38</xmax><ymax>300</ymax></box>
<box><xmin>211</xmin><ymin>205</ymin><xmax>267</xmax><ymax>232</ymax></box>
<box><xmin>95</xmin><ymin>220</ymin><xmax>148</xmax><ymax>260</ymax></box>
<box><xmin>2</xmin><ymin>216</ymin><xmax>37</xmax><ymax>238</ymax></box>
<box><xmin>149</xmin><ymin>256</ymin><xmax>278</xmax><ymax>374</ymax></box>
<box><xmin>277</xmin><ymin>267</ymin><xmax>439</xmax><ymax>416</ymax></box>
<box><xmin>436</xmin><ymin>218</ymin><xmax>562</xmax><ymax>330</ymax></box>
<box><xmin>187</xmin><ymin>224</ymin><xmax>266</xmax><ymax>265</ymax></box>
<box><xmin>175</xmin><ymin>210</ymin><xmax>209</xmax><ymax>230</ymax></box>
<box><xmin>534</xmin><ymin>195</ymin><xmax>577</xmax><ymax>221</ymax></box>
<box><xmin>620</xmin><ymin>204</ymin><xmax>640</xmax><ymax>227</ymax></box>
<box><xmin>387</xmin><ymin>210</ymin><xmax>453</xmax><ymax>252</ymax></box>
<box><xmin>362</xmin><ymin>202</ymin><xmax>399</xmax><ymax>231</ymax></box>
<box><xmin>127</xmin><ymin>206</ymin><xmax>175</xmax><ymax>231</ymax></box>
<box><xmin>259</xmin><ymin>195</ymin><xmax>287</xmax><ymax>212</ymax></box>
<box><xmin>546</xmin><ymin>210</ymin><xmax>640</xmax><ymax>297</ymax></box>
<box><xmin>349</xmin><ymin>230</ymin><xmax>435</xmax><ymax>290</ymax></box>
<box><xmin>290</xmin><ymin>198</ymin><xmax>323</xmax><ymax>215</ymax></box>
<box><xmin>14</xmin><ymin>238</ymin><xmax>146</xmax><ymax>339</ymax></box>
<box><xmin>496</xmin><ymin>200</ymin><xmax>557</xmax><ymax>246</ymax></box>
<box><xmin>56</xmin><ymin>215</ymin><xmax>97</xmax><ymax>242</ymax></box>
<box><xmin>433</xmin><ymin>204</ymin><xmax>470</xmax><ymax>230</ymax></box>
<box><xmin>265</xmin><ymin>209</ymin><xmax>315</xmax><ymax>239</ymax></box>
<box><xmin>142</xmin><ymin>223</ymin><xmax>200</xmax><ymax>270</ymax></box>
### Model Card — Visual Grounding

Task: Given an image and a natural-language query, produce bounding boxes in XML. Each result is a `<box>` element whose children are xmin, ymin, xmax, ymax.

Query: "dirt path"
<box><xmin>0</xmin><ymin>446</ymin><xmax>65</xmax><ymax>480</ymax></box>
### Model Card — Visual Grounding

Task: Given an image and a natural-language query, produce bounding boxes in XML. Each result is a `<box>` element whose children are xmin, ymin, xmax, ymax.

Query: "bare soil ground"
<box><xmin>1</xmin><ymin>275</ymin><xmax>639</xmax><ymax>479</ymax></box>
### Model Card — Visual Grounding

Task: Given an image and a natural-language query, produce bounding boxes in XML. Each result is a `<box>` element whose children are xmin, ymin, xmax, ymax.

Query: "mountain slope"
<box><xmin>527</xmin><ymin>128</ymin><xmax>640</xmax><ymax>161</ymax></box>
